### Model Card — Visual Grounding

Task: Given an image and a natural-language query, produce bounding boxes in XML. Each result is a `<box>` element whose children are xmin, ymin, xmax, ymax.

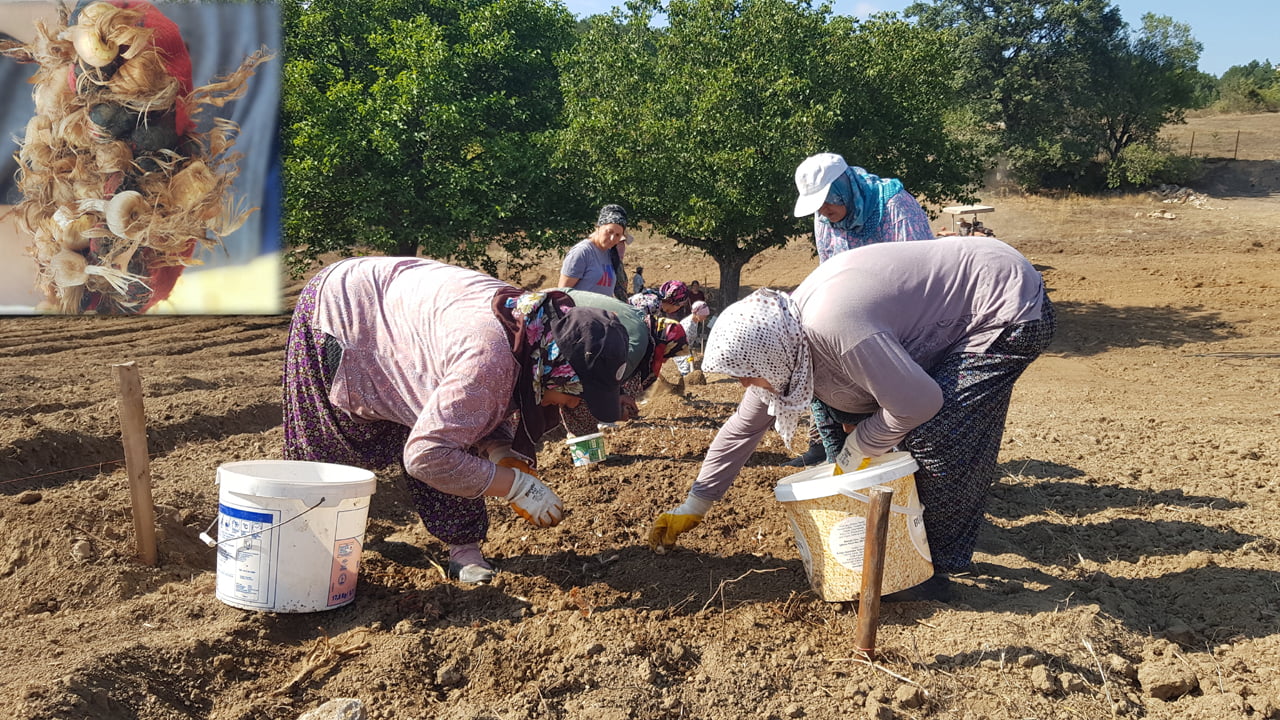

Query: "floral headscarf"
<box><xmin>702</xmin><ymin>288</ymin><xmax>813</xmax><ymax>448</ymax></box>
<box><xmin>510</xmin><ymin>290</ymin><xmax>583</xmax><ymax>402</ymax></box>
<box><xmin>658</xmin><ymin>280</ymin><xmax>690</xmax><ymax>305</ymax></box>
<box><xmin>628</xmin><ymin>289</ymin><xmax>662</xmax><ymax>316</ymax></box>
<box><xmin>492</xmin><ymin>288</ymin><xmax>579</xmax><ymax>460</ymax></box>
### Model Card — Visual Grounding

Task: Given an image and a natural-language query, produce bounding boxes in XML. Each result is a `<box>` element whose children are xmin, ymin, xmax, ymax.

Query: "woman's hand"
<box><xmin>647</xmin><ymin>494</ymin><xmax>713</xmax><ymax>553</ymax></box>
<box><xmin>505</xmin><ymin>468</ymin><xmax>565</xmax><ymax>528</ymax></box>
<box><xmin>619</xmin><ymin>395</ymin><xmax>639</xmax><ymax>420</ymax></box>
<box><xmin>834</xmin><ymin>433</ymin><xmax>869</xmax><ymax>474</ymax></box>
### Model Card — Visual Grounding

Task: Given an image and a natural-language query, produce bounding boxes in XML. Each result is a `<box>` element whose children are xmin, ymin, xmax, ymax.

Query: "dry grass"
<box><xmin>1161</xmin><ymin>112</ymin><xmax>1280</xmax><ymax>161</ymax></box>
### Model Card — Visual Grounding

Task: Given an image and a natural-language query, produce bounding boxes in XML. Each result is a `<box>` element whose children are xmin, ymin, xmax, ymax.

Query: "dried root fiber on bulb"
<box><xmin>1</xmin><ymin>0</ymin><xmax>274</xmax><ymax>314</ymax></box>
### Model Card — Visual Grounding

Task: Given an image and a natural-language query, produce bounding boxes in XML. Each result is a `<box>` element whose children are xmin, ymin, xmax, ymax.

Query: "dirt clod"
<box><xmin>1138</xmin><ymin>661</ymin><xmax>1200</xmax><ymax>700</ymax></box>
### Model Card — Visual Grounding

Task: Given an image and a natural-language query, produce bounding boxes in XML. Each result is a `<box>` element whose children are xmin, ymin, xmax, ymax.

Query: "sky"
<box><xmin>558</xmin><ymin>0</ymin><xmax>1273</xmax><ymax>77</ymax></box>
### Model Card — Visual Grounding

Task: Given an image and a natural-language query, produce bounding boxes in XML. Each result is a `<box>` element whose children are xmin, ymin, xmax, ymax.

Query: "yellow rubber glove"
<box><xmin>647</xmin><ymin>494</ymin><xmax>713</xmax><ymax>553</ymax></box>
<box><xmin>832</xmin><ymin>433</ymin><xmax>871</xmax><ymax>475</ymax></box>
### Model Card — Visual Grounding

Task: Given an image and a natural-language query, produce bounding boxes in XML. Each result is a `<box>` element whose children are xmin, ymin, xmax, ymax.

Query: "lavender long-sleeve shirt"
<box><xmin>692</xmin><ymin>237</ymin><xmax>1045</xmax><ymax>501</ymax></box>
<box><xmin>813</xmin><ymin>187</ymin><xmax>934</xmax><ymax>262</ymax></box>
<box><xmin>312</xmin><ymin>257</ymin><xmax>518</xmax><ymax>498</ymax></box>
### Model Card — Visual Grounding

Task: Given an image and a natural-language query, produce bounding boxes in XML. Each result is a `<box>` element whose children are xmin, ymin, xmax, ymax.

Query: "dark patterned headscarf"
<box><xmin>491</xmin><ymin>288</ymin><xmax>578</xmax><ymax>460</ymax></box>
<box><xmin>597</xmin><ymin>204</ymin><xmax>628</xmax><ymax>227</ymax></box>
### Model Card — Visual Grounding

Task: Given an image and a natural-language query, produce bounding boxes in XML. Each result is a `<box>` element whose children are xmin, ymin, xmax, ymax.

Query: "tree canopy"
<box><xmin>907</xmin><ymin>0</ymin><xmax>1202</xmax><ymax>190</ymax></box>
<box><xmin>1214</xmin><ymin>60</ymin><xmax>1280</xmax><ymax>112</ymax></box>
<box><xmin>556</xmin><ymin>0</ymin><xmax>985</xmax><ymax>302</ymax></box>
<box><xmin>281</xmin><ymin>0</ymin><xmax>585</xmax><ymax>276</ymax></box>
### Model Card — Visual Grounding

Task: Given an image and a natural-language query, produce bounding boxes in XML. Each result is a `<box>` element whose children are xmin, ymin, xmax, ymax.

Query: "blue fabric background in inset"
<box><xmin>0</xmin><ymin>2</ymin><xmax>282</xmax><ymax>269</ymax></box>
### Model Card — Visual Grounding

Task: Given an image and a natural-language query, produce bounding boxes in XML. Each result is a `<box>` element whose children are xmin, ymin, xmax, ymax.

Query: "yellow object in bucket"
<box><xmin>774</xmin><ymin>453</ymin><xmax>933</xmax><ymax>602</ymax></box>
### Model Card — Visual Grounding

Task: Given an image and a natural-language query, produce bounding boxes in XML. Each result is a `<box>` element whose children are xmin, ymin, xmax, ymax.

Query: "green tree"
<box><xmin>557</xmin><ymin>0</ymin><xmax>985</xmax><ymax>302</ymax></box>
<box><xmin>908</xmin><ymin>0</ymin><xmax>1125</xmax><ymax>188</ymax></box>
<box><xmin>1096</xmin><ymin>13</ymin><xmax>1201</xmax><ymax>163</ymax></box>
<box><xmin>1215</xmin><ymin>60</ymin><xmax>1279</xmax><ymax>112</ymax></box>
<box><xmin>909</xmin><ymin>1</ymin><xmax>1206</xmax><ymax>190</ymax></box>
<box><xmin>282</xmin><ymin>0</ymin><xmax>584</xmax><ymax>276</ymax></box>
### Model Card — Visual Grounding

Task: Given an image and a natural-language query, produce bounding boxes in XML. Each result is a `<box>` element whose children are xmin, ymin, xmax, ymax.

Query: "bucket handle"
<box><xmin>837</xmin><ymin>487</ymin><xmax>922</xmax><ymax>517</ymax></box>
<box><xmin>198</xmin><ymin>496</ymin><xmax>327</xmax><ymax>548</ymax></box>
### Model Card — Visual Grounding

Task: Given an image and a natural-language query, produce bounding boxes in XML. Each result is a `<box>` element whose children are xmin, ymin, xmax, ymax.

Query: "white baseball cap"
<box><xmin>793</xmin><ymin>153</ymin><xmax>849</xmax><ymax>217</ymax></box>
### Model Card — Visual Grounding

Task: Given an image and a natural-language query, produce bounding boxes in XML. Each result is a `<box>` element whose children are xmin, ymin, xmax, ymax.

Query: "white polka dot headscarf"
<box><xmin>703</xmin><ymin>288</ymin><xmax>813</xmax><ymax>448</ymax></box>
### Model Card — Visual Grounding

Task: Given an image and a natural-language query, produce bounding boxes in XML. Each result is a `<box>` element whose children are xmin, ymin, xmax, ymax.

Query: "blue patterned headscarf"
<box><xmin>820</xmin><ymin>167</ymin><xmax>903</xmax><ymax>235</ymax></box>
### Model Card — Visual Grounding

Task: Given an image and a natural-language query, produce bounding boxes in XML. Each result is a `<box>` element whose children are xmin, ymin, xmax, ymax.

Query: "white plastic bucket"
<box><xmin>565</xmin><ymin>432</ymin><xmax>607</xmax><ymax>466</ymax></box>
<box><xmin>211</xmin><ymin>460</ymin><xmax>376</xmax><ymax>613</ymax></box>
<box><xmin>774</xmin><ymin>452</ymin><xmax>933</xmax><ymax>602</ymax></box>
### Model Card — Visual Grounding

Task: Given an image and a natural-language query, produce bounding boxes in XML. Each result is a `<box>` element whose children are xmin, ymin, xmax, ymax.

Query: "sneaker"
<box><xmin>447</xmin><ymin>561</ymin><xmax>495</xmax><ymax>585</ymax></box>
<box><xmin>447</xmin><ymin>542</ymin><xmax>494</xmax><ymax>584</ymax></box>
<box><xmin>782</xmin><ymin>440</ymin><xmax>828</xmax><ymax>468</ymax></box>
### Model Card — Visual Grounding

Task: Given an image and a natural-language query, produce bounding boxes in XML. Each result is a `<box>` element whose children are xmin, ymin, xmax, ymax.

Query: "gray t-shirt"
<box><xmin>560</xmin><ymin>238</ymin><xmax>618</xmax><ymax>296</ymax></box>
<box><xmin>692</xmin><ymin>237</ymin><xmax>1045</xmax><ymax>501</ymax></box>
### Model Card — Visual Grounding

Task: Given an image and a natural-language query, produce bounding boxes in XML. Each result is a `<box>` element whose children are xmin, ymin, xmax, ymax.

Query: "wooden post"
<box><xmin>1233</xmin><ymin>130</ymin><xmax>1240</xmax><ymax>160</ymax></box>
<box><xmin>854</xmin><ymin>486</ymin><xmax>894</xmax><ymax>659</ymax></box>
<box><xmin>114</xmin><ymin>362</ymin><xmax>157</xmax><ymax>566</ymax></box>
<box><xmin>1188</xmin><ymin>131</ymin><xmax>1195</xmax><ymax>157</ymax></box>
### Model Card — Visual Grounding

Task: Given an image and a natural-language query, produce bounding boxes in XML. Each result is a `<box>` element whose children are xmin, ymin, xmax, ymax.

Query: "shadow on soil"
<box><xmin>0</xmin><ymin>401</ymin><xmax>282</xmax><ymax>491</ymax></box>
<box><xmin>958</xmin><ymin>562</ymin><xmax>1280</xmax><ymax>641</ymax></box>
<box><xmin>961</xmin><ymin>464</ymin><xmax>1279</xmax><ymax>640</ymax></box>
<box><xmin>990</xmin><ymin>466</ymin><xmax>1246</xmax><ymax>518</ymax></box>
<box><xmin>499</xmin><ymin>546</ymin><xmax>807</xmax><ymax>615</ymax></box>
<box><xmin>1194</xmin><ymin>159</ymin><xmax>1280</xmax><ymax>198</ymax></box>
<box><xmin>1047</xmin><ymin>299</ymin><xmax>1239</xmax><ymax>356</ymax></box>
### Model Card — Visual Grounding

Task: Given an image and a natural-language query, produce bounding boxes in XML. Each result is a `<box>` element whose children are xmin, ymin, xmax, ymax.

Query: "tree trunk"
<box><xmin>713</xmin><ymin>257</ymin><xmax>746</xmax><ymax>311</ymax></box>
<box><xmin>394</xmin><ymin>237</ymin><xmax>419</xmax><ymax>258</ymax></box>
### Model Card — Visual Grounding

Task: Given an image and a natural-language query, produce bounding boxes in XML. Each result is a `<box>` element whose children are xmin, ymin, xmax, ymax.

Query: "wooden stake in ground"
<box><xmin>113</xmin><ymin>361</ymin><xmax>157</xmax><ymax>566</ymax></box>
<box><xmin>855</xmin><ymin>485</ymin><xmax>894</xmax><ymax>659</ymax></box>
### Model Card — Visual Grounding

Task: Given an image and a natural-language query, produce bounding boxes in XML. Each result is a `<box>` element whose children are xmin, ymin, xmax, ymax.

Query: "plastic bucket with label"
<box><xmin>773</xmin><ymin>452</ymin><xmax>933</xmax><ymax>602</ymax></box>
<box><xmin>565</xmin><ymin>432</ymin><xmax>607</xmax><ymax>466</ymax></box>
<box><xmin>208</xmin><ymin>460</ymin><xmax>376</xmax><ymax>613</ymax></box>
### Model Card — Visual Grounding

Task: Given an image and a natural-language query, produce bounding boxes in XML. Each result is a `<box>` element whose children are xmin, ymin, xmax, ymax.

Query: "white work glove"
<box><xmin>834</xmin><ymin>433</ymin><xmax>870</xmax><ymax>475</ymax></box>
<box><xmin>504</xmin><ymin>468</ymin><xmax>565</xmax><ymax>528</ymax></box>
<box><xmin>648</xmin><ymin>493</ymin><xmax>714</xmax><ymax>553</ymax></box>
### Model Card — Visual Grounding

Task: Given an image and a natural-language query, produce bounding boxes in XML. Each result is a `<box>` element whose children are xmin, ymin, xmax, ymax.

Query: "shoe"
<box><xmin>447</xmin><ymin>561</ymin><xmax>495</xmax><ymax>585</ymax></box>
<box><xmin>782</xmin><ymin>440</ymin><xmax>828</xmax><ymax>468</ymax></box>
<box><xmin>447</xmin><ymin>542</ymin><xmax>494</xmax><ymax>584</ymax></box>
<box><xmin>882</xmin><ymin>574</ymin><xmax>952</xmax><ymax>603</ymax></box>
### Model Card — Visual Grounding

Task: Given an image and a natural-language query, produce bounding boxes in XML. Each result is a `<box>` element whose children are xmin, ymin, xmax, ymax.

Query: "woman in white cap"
<box><xmin>793</xmin><ymin>152</ymin><xmax>933</xmax><ymax>263</ymax></box>
<box><xmin>284</xmin><ymin>257</ymin><xmax>631</xmax><ymax>584</ymax></box>
<box><xmin>647</xmin><ymin>237</ymin><xmax>1056</xmax><ymax>599</ymax></box>
<box><xmin>787</xmin><ymin>152</ymin><xmax>936</xmax><ymax>466</ymax></box>
<box><xmin>558</xmin><ymin>203</ymin><xmax>633</xmax><ymax>298</ymax></box>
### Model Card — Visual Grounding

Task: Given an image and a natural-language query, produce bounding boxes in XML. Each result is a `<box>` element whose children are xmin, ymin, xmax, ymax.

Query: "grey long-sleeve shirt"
<box><xmin>691</xmin><ymin>237</ymin><xmax>1045</xmax><ymax>501</ymax></box>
